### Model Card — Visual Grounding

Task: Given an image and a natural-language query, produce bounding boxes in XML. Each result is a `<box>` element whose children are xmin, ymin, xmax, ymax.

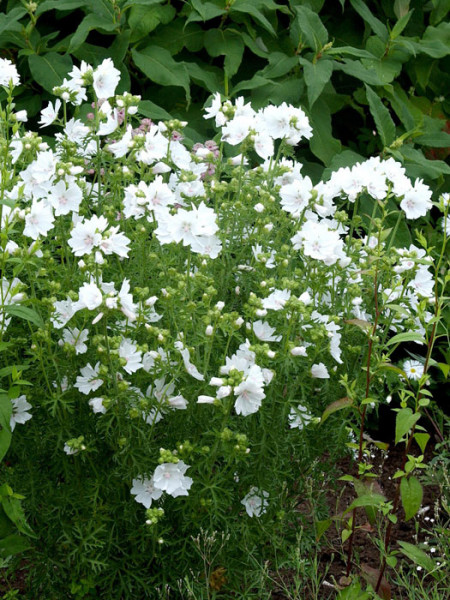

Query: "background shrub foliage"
<box><xmin>1</xmin><ymin>0</ymin><xmax>449</xmax><ymax>186</ymax></box>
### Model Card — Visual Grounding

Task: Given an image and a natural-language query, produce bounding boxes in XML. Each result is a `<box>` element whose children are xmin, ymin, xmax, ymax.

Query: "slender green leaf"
<box><xmin>185</xmin><ymin>62</ymin><xmax>222</xmax><ymax>94</ymax></box>
<box><xmin>138</xmin><ymin>100</ymin><xmax>172</xmax><ymax>121</ymax></box>
<box><xmin>390</xmin><ymin>10</ymin><xmax>414</xmax><ymax>40</ymax></box>
<box><xmin>386</xmin><ymin>331</ymin><xmax>425</xmax><ymax>346</ymax></box>
<box><xmin>395</xmin><ymin>408</ymin><xmax>421</xmax><ymax>444</ymax></box>
<box><xmin>393</xmin><ymin>0</ymin><xmax>411</xmax><ymax>20</ymax></box>
<box><xmin>36</xmin><ymin>0</ymin><xmax>89</xmax><ymax>15</ymax></box>
<box><xmin>326</xmin><ymin>46</ymin><xmax>375</xmax><ymax>59</ymax></box>
<box><xmin>415</xmin><ymin>131</ymin><xmax>450</xmax><ymax>147</ymax></box>
<box><xmin>398</xmin><ymin>541</ymin><xmax>436</xmax><ymax>573</ymax></box>
<box><xmin>414</xmin><ymin>433</ymin><xmax>430</xmax><ymax>453</ymax></box>
<box><xmin>345</xmin><ymin>493</ymin><xmax>386</xmax><ymax>513</ymax></box>
<box><xmin>321</xmin><ymin>397</ymin><xmax>353</xmax><ymax>424</ymax></box>
<box><xmin>333</xmin><ymin>59</ymin><xmax>384</xmax><ymax>85</ymax></box>
<box><xmin>4</xmin><ymin>305</ymin><xmax>44</xmax><ymax>329</ymax></box>
<box><xmin>260</xmin><ymin>52</ymin><xmax>298</xmax><ymax>79</ymax></box>
<box><xmin>132</xmin><ymin>46</ymin><xmax>190</xmax><ymax>103</ymax></box>
<box><xmin>349</xmin><ymin>0</ymin><xmax>389</xmax><ymax>41</ymax></box>
<box><xmin>365</xmin><ymin>84</ymin><xmax>396</xmax><ymax>147</ymax></box>
<box><xmin>231</xmin><ymin>75</ymin><xmax>269</xmax><ymax>95</ymax></box>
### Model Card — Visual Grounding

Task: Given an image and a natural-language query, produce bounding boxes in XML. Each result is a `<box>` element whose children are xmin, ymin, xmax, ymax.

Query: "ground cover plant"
<box><xmin>0</xmin><ymin>50</ymin><xmax>449</xmax><ymax>599</ymax></box>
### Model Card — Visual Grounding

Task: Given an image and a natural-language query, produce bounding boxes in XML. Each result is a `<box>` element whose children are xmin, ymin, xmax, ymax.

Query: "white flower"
<box><xmin>288</xmin><ymin>404</ymin><xmax>312</xmax><ymax>429</ymax></box>
<box><xmin>0</xmin><ymin>58</ymin><xmax>20</xmax><ymax>87</ymax></box>
<box><xmin>75</xmin><ymin>362</ymin><xmax>103</xmax><ymax>395</ymax></box>
<box><xmin>241</xmin><ymin>487</ymin><xmax>269</xmax><ymax>517</ymax></box>
<box><xmin>252</xmin><ymin>320</ymin><xmax>281</xmax><ymax>342</ymax></box>
<box><xmin>311</xmin><ymin>363</ymin><xmax>330</xmax><ymax>379</ymax></box>
<box><xmin>93</xmin><ymin>58</ymin><xmax>120</xmax><ymax>99</ymax></box>
<box><xmin>403</xmin><ymin>359</ymin><xmax>424</xmax><ymax>381</ymax></box>
<box><xmin>262</xmin><ymin>289</ymin><xmax>291</xmax><ymax>311</ymax></box>
<box><xmin>48</xmin><ymin>180</ymin><xmax>82</xmax><ymax>216</ymax></box>
<box><xmin>62</xmin><ymin>328</ymin><xmax>89</xmax><ymax>354</ymax></box>
<box><xmin>89</xmin><ymin>397</ymin><xmax>106</xmax><ymax>414</ymax></box>
<box><xmin>234</xmin><ymin>365</ymin><xmax>266</xmax><ymax>416</ymax></box>
<box><xmin>400</xmin><ymin>179</ymin><xmax>432</xmax><ymax>219</ymax></box>
<box><xmin>10</xmin><ymin>395</ymin><xmax>32</xmax><ymax>431</ymax></box>
<box><xmin>15</xmin><ymin>110</ymin><xmax>27</xmax><ymax>122</ymax></box>
<box><xmin>24</xmin><ymin>202</ymin><xmax>55</xmax><ymax>240</ymax></box>
<box><xmin>174</xmin><ymin>341</ymin><xmax>204</xmax><ymax>381</ymax></box>
<box><xmin>119</xmin><ymin>338</ymin><xmax>143</xmax><ymax>374</ymax></box>
<box><xmin>39</xmin><ymin>99</ymin><xmax>61</xmax><ymax>127</ymax></box>
<box><xmin>131</xmin><ymin>476</ymin><xmax>163</xmax><ymax>508</ymax></box>
<box><xmin>152</xmin><ymin>461</ymin><xmax>193</xmax><ymax>497</ymax></box>
<box><xmin>52</xmin><ymin>297</ymin><xmax>79</xmax><ymax>329</ymax></box>
<box><xmin>77</xmin><ymin>282</ymin><xmax>103</xmax><ymax>311</ymax></box>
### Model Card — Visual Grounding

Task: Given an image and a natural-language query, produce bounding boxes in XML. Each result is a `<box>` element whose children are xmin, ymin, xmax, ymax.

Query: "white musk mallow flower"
<box><xmin>152</xmin><ymin>461</ymin><xmax>193</xmax><ymax>498</ymax></box>
<box><xmin>241</xmin><ymin>487</ymin><xmax>269</xmax><ymax>517</ymax></box>
<box><xmin>131</xmin><ymin>476</ymin><xmax>163</xmax><ymax>508</ymax></box>
<box><xmin>74</xmin><ymin>362</ymin><xmax>104</xmax><ymax>395</ymax></box>
<box><xmin>0</xmin><ymin>58</ymin><xmax>20</xmax><ymax>87</ymax></box>
<box><xmin>93</xmin><ymin>58</ymin><xmax>120</xmax><ymax>99</ymax></box>
<box><xmin>311</xmin><ymin>363</ymin><xmax>330</xmax><ymax>379</ymax></box>
<box><xmin>10</xmin><ymin>395</ymin><xmax>32</xmax><ymax>431</ymax></box>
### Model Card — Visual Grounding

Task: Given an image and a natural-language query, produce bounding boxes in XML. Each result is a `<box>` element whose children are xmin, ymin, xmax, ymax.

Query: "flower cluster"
<box><xmin>0</xmin><ymin>57</ymin><xmax>447</xmax><ymax>545</ymax></box>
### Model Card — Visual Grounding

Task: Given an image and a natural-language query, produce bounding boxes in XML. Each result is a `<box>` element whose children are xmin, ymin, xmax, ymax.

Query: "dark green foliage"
<box><xmin>0</xmin><ymin>0</ymin><xmax>448</xmax><ymax>186</ymax></box>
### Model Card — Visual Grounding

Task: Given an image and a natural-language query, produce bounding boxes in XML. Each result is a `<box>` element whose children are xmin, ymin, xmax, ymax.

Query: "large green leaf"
<box><xmin>260</xmin><ymin>52</ymin><xmax>298</xmax><ymax>79</ymax></box>
<box><xmin>187</xmin><ymin>0</ymin><xmax>226</xmax><ymax>22</ymax></box>
<box><xmin>415</xmin><ymin>131</ymin><xmax>450</xmax><ymax>147</ymax></box>
<box><xmin>0</xmin><ymin>394</ymin><xmax>12</xmax><ymax>462</ymax></box>
<box><xmin>230</xmin><ymin>0</ymin><xmax>281</xmax><ymax>36</ymax></box>
<box><xmin>36</xmin><ymin>0</ymin><xmax>89</xmax><ymax>15</ymax></box>
<box><xmin>400</xmin><ymin>476</ymin><xmax>423</xmax><ymax>521</ymax></box>
<box><xmin>203</xmin><ymin>29</ymin><xmax>244</xmax><ymax>78</ymax></box>
<box><xmin>333</xmin><ymin>59</ymin><xmax>384</xmax><ymax>85</ymax></box>
<box><xmin>137</xmin><ymin>100</ymin><xmax>172</xmax><ymax>121</ymax></box>
<box><xmin>299</xmin><ymin>57</ymin><xmax>333</xmax><ymax>108</ymax></box>
<box><xmin>293</xmin><ymin>5</ymin><xmax>328</xmax><ymax>51</ymax></box>
<box><xmin>128</xmin><ymin>3</ymin><xmax>175</xmax><ymax>42</ymax></box>
<box><xmin>68</xmin><ymin>14</ymin><xmax>119</xmax><ymax>52</ymax></box>
<box><xmin>400</xmin><ymin>146</ymin><xmax>450</xmax><ymax>179</ymax></box>
<box><xmin>28</xmin><ymin>53</ymin><xmax>73</xmax><ymax>94</ymax></box>
<box><xmin>365</xmin><ymin>84</ymin><xmax>396</xmax><ymax>147</ymax></box>
<box><xmin>0</xmin><ymin>6</ymin><xmax>26</xmax><ymax>35</ymax></box>
<box><xmin>185</xmin><ymin>62</ymin><xmax>222</xmax><ymax>94</ymax></box>
<box><xmin>309</xmin><ymin>99</ymin><xmax>342</xmax><ymax>165</ymax></box>
<box><xmin>132</xmin><ymin>46</ymin><xmax>190</xmax><ymax>103</ymax></box>
<box><xmin>398</xmin><ymin>541</ymin><xmax>436</xmax><ymax>573</ymax></box>
<box><xmin>232</xmin><ymin>75</ymin><xmax>271</xmax><ymax>95</ymax></box>
<box><xmin>150</xmin><ymin>20</ymin><xmax>204</xmax><ymax>55</ymax></box>
<box><xmin>0</xmin><ymin>534</ymin><xmax>33</xmax><ymax>557</ymax></box>
<box><xmin>4</xmin><ymin>305</ymin><xmax>44</xmax><ymax>329</ymax></box>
